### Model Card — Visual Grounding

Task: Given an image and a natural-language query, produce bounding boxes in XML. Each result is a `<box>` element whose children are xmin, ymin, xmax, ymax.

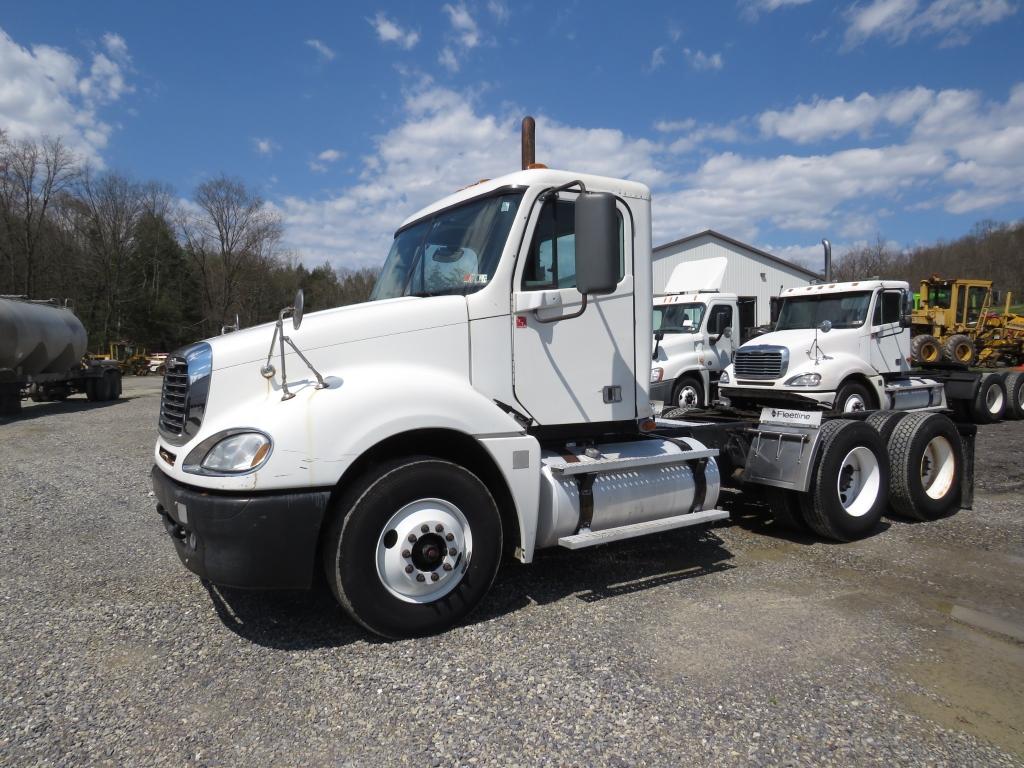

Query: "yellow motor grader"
<box><xmin>911</xmin><ymin>276</ymin><xmax>1024</xmax><ymax>366</ymax></box>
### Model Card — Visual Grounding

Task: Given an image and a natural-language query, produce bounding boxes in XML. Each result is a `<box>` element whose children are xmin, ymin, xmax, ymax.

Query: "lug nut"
<box><xmin>448</xmin><ymin>547</ymin><xmax>457</xmax><ymax>556</ymax></box>
<box><xmin>408</xmin><ymin>534</ymin><xmax>416</xmax><ymax>543</ymax></box>
<box><xmin>435</xmin><ymin>524</ymin><xmax>444</xmax><ymax>533</ymax></box>
<box><xmin>443</xmin><ymin>563</ymin><xmax>453</xmax><ymax>572</ymax></box>
<box><xmin>421</xmin><ymin>524</ymin><xmax>429</xmax><ymax>533</ymax></box>
<box><xmin>405</xmin><ymin>565</ymin><xmax>414</xmax><ymax>574</ymax></box>
<box><xmin>445</xmin><ymin>533</ymin><xmax>454</xmax><ymax>542</ymax></box>
<box><xmin>416</xmin><ymin>573</ymin><xmax>426</xmax><ymax>582</ymax></box>
<box><xmin>402</xmin><ymin>549</ymin><xmax>411</xmax><ymax>558</ymax></box>
<box><xmin>431</xmin><ymin>573</ymin><xmax>440</xmax><ymax>582</ymax></box>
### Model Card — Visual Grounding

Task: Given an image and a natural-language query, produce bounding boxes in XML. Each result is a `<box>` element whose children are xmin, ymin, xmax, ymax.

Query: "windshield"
<box><xmin>775</xmin><ymin>291</ymin><xmax>872</xmax><ymax>331</ymax></box>
<box><xmin>653</xmin><ymin>302</ymin><xmax>706</xmax><ymax>333</ymax></box>
<box><xmin>370</xmin><ymin>192</ymin><xmax>524</xmax><ymax>301</ymax></box>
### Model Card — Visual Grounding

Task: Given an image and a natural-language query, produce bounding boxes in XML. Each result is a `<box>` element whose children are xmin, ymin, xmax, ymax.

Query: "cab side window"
<box><xmin>873</xmin><ymin>290</ymin><xmax>902</xmax><ymax>325</ymax></box>
<box><xmin>708</xmin><ymin>304</ymin><xmax>732</xmax><ymax>335</ymax></box>
<box><xmin>521</xmin><ymin>197</ymin><xmax>625</xmax><ymax>291</ymax></box>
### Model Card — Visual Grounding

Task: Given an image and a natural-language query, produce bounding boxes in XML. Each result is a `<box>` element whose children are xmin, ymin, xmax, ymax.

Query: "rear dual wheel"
<box><xmin>911</xmin><ymin>334</ymin><xmax>942</xmax><ymax>364</ymax></box>
<box><xmin>969</xmin><ymin>374</ymin><xmax>1006</xmax><ymax>424</ymax></box>
<box><xmin>943</xmin><ymin>334</ymin><xmax>977</xmax><ymax>365</ymax></box>
<box><xmin>1004</xmin><ymin>372</ymin><xmax>1024</xmax><ymax>420</ymax></box>
<box><xmin>886</xmin><ymin>412</ymin><xmax>963</xmax><ymax>521</ymax></box>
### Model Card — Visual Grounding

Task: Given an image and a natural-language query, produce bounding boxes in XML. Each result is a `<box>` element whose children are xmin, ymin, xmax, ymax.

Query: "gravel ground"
<box><xmin>1</xmin><ymin>377</ymin><xmax>1022</xmax><ymax>767</ymax></box>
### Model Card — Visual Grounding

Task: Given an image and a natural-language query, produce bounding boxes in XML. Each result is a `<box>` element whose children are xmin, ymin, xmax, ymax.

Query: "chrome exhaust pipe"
<box><xmin>822</xmin><ymin>238</ymin><xmax>832</xmax><ymax>282</ymax></box>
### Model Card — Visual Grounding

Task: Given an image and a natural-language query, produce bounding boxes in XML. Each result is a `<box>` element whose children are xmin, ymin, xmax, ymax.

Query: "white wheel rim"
<box><xmin>920</xmin><ymin>435</ymin><xmax>956</xmax><ymax>500</ymax></box>
<box><xmin>375</xmin><ymin>498</ymin><xmax>472</xmax><ymax>604</ymax></box>
<box><xmin>836</xmin><ymin>446</ymin><xmax>880</xmax><ymax>517</ymax></box>
<box><xmin>677</xmin><ymin>384</ymin><xmax>700</xmax><ymax>409</ymax></box>
<box><xmin>986</xmin><ymin>384</ymin><xmax>1004</xmax><ymax>415</ymax></box>
<box><xmin>843</xmin><ymin>393</ymin><xmax>867</xmax><ymax>412</ymax></box>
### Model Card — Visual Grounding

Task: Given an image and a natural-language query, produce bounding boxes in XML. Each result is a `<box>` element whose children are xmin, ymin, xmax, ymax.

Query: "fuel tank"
<box><xmin>0</xmin><ymin>297</ymin><xmax>88</xmax><ymax>375</ymax></box>
<box><xmin>535</xmin><ymin>437</ymin><xmax>721</xmax><ymax>549</ymax></box>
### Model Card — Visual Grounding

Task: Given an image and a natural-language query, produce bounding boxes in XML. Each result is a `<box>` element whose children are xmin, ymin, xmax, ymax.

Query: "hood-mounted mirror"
<box><xmin>292</xmin><ymin>289</ymin><xmax>304</xmax><ymax>330</ymax></box>
<box><xmin>819</xmin><ymin>320</ymin><xmax>832</xmax><ymax>333</ymax></box>
<box><xmin>260</xmin><ymin>288</ymin><xmax>325</xmax><ymax>400</ymax></box>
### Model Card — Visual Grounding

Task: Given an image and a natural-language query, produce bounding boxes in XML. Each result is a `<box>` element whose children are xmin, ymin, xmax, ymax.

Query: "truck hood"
<box><xmin>200</xmin><ymin>295</ymin><xmax>470</xmax><ymax>371</ymax></box>
<box><xmin>742</xmin><ymin>327</ymin><xmax>855</xmax><ymax>357</ymax></box>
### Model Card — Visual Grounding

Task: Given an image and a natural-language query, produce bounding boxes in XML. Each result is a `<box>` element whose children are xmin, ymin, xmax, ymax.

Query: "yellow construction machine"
<box><xmin>86</xmin><ymin>341</ymin><xmax>153</xmax><ymax>376</ymax></box>
<box><xmin>911</xmin><ymin>276</ymin><xmax>1024</xmax><ymax>366</ymax></box>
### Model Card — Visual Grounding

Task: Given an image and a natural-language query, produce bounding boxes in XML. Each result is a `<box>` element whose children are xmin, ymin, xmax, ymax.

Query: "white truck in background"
<box><xmin>650</xmin><ymin>257</ymin><xmax>737</xmax><ymax>411</ymax></box>
<box><xmin>718</xmin><ymin>280</ymin><xmax>1015</xmax><ymax>423</ymax></box>
<box><xmin>150</xmin><ymin>119</ymin><xmax>980</xmax><ymax>638</ymax></box>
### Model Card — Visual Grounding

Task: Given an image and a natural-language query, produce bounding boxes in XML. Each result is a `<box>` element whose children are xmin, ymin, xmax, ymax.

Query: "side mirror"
<box><xmin>819</xmin><ymin>320</ymin><xmax>832</xmax><ymax>333</ymax></box>
<box><xmin>574</xmin><ymin>192</ymin><xmax>619</xmax><ymax>296</ymax></box>
<box><xmin>292</xmin><ymin>289</ymin><xmax>305</xmax><ymax>330</ymax></box>
<box><xmin>723</xmin><ymin>326</ymin><xmax>733</xmax><ymax>339</ymax></box>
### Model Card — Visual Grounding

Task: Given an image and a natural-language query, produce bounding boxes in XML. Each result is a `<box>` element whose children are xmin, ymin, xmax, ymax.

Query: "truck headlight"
<box><xmin>785</xmin><ymin>373</ymin><xmax>822</xmax><ymax>387</ymax></box>
<box><xmin>183</xmin><ymin>430</ymin><xmax>272</xmax><ymax>475</ymax></box>
<box><xmin>719</xmin><ymin>370</ymin><xmax>730</xmax><ymax>385</ymax></box>
<box><xmin>651</xmin><ymin>367</ymin><xmax>664</xmax><ymax>384</ymax></box>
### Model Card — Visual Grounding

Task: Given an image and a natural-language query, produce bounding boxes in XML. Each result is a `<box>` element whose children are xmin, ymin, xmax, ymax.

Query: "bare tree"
<box><xmin>0</xmin><ymin>135</ymin><xmax>80</xmax><ymax>296</ymax></box>
<box><xmin>179</xmin><ymin>175</ymin><xmax>283</xmax><ymax>334</ymax></box>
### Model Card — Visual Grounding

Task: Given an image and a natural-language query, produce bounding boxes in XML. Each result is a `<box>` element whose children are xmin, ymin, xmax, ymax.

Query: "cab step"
<box><xmin>557</xmin><ymin>508</ymin><xmax>728</xmax><ymax>550</ymax></box>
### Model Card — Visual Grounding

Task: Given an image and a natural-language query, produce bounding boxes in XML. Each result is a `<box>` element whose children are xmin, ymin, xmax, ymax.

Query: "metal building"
<box><xmin>653</xmin><ymin>229</ymin><xmax>820</xmax><ymax>333</ymax></box>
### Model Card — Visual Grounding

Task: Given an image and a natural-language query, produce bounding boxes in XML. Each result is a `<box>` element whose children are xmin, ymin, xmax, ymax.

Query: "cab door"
<box><xmin>869</xmin><ymin>289</ymin><xmax>911</xmax><ymax>373</ymax></box>
<box><xmin>705</xmin><ymin>301</ymin><xmax>735</xmax><ymax>372</ymax></box>
<box><xmin>511</xmin><ymin>192</ymin><xmax>635</xmax><ymax>426</ymax></box>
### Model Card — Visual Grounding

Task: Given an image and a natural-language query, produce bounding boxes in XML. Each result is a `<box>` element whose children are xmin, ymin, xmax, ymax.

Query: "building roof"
<box><xmin>654</xmin><ymin>229</ymin><xmax>822</xmax><ymax>280</ymax></box>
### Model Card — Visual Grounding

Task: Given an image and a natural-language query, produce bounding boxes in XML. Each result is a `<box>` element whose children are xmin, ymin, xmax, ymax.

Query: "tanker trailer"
<box><xmin>0</xmin><ymin>296</ymin><xmax>122</xmax><ymax>416</ymax></box>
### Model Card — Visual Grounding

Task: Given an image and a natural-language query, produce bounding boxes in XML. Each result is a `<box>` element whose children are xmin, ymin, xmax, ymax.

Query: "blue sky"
<box><xmin>1</xmin><ymin>0</ymin><xmax>1021</xmax><ymax>270</ymax></box>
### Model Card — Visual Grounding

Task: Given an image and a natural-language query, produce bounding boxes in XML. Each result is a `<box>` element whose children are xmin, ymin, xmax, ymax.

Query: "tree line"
<box><xmin>0</xmin><ymin>133</ymin><xmax>376</xmax><ymax>353</ymax></box>
<box><xmin>833</xmin><ymin>221</ymin><xmax>1024</xmax><ymax>304</ymax></box>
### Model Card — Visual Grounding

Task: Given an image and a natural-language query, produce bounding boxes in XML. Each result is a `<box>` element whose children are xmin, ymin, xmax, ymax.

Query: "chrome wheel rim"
<box><xmin>677</xmin><ymin>384</ymin><xmax>700</xmax><ymax>410</ymax></box>
<box><xmin>842</xmin><ymin>393</ymin><xmax>868</xmax><ymax>412</ymax></box>
<box><xmin>375</xmin><ymin>498</ymin><xmax>472</xmax><ymax>604</ymax></box>
<box><xmin>985</xmin><ymin>383</ymin><xmax>1004</xmax><ymax>415</ymax></box>
<box><xmin>836</xmin><ymin>446</ymin><xmax>880</xmax><ymax>517</ymax></box>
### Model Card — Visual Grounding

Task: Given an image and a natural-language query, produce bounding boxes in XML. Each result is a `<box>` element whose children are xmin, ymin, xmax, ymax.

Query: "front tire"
<box><xmin>324</xmin><ymin>458</ymin><xmax>503</xmax><ymax>639</ymax></box>
<box><xmin>835</xmin><ymin>380</ymin><xmax>873</xmax><ymax>413</ymax></box>
<box><xmin>672</xmin><ymin>375</ymin><xmax>704</xmax><ymax>411</ymax></box>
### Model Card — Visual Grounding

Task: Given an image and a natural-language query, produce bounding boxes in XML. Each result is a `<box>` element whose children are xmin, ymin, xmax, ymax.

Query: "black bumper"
<box><xmin>650</xmin><ymin>380</ymin><xmax>674</xmax><ymax>403</ymax></box>
<box><xmin>150</xmin><ymin>466</ymin><xmax>331</xmax><ymax>589</ymax></box>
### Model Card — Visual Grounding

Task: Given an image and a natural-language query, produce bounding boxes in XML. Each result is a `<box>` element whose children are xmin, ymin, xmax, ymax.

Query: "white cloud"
<box><xmin>759</xmin><ymin>86</ymin><xmax>934</xmax><ymax>143</ymax></box>
<box><xmin>305</xmin><ymin>39</ymin><xmax>335</xmax><ymax>61</ymax></box>
<box><xmin>369</xmin><ymin>13</ymin><xmax>420</xmax><ymax>50</ymax></box>
<box><xmin>438</xmin><ymin>47</ymin><xmax>460</xmax><ymax>72</ymax></box>
<box><xmin>740</xmin><ymin>0</ymin><xmax>815</xmax><ymax>20</ymax></box>
<box><xmin>0</xmin><ymin>27</ymin><xmax>133</xmax><ymax>164</ymax></box>
<box><xmin>443</xmin><ymin>3</ymin><xmax>482</xmax><ymax>48</ymax></box>
<box><xmin>487</xmin><ymin>0</ymin><xmax>511</xmax><ymax>22</ymax></box>
<box><xmin>253</xmin><ymin>138</ymin><xmax>279</xmax><ymax>156</ymax></box>
<box><xmin>843</xmin><ymin>0</ymin><xmax>1016</xmax><ymax>49</ymax></box>
<box><xmin>649</xmin><ymin>46</ymin><xmax>667</xmax><ymax>72</ymax></box>
<box><xmin>684</xmin><ymin>48</ymin><xmax>724</xmax><ymax>70</ymax></box>
<box><xmin>308</xmin><ymin>148</ymin><xmax>343</xmax><ymax>173</ymax></box>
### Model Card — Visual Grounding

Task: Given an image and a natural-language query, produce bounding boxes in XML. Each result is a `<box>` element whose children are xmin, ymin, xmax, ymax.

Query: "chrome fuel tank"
<box><xmin>0</xmin><ymin>297</ymin><xmax>88</xmax><ymax>375</ymax></box>
<box><xmin>535</xmin><ymin>437</ymin><xmax>721</xmax><ymax>549</ymax></box>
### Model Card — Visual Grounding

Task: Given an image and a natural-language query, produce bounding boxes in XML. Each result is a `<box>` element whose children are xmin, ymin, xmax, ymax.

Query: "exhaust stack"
<box><xmin>521</xmin><ymin>116</ymin><xmax>536</xmax><ymax>170</ymax></box>
<box><xmin>822</xmin><ymin>238</ymin><xmax>832</xmax><ymax>282</ymax></box>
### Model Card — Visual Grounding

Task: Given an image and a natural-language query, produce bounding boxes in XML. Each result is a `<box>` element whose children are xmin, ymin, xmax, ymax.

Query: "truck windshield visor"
<box><xmin>370</xmin><ymin>192</ymin><xmax>525</xmax><ymax>301</ymax></box>
<box><xmin>653</xmin><ymin>303</ymin><xmax>706</xmax><ymax>333</ymax></box>
<box><xmin>775</xmin><ymin>291</ymin><xmax>872</xmax><ymax>331</ymax></box>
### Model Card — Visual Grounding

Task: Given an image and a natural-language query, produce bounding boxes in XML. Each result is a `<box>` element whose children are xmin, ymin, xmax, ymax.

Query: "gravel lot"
<box><xmin>2</xmin><ymin>376</ymin><xmax>1023</xmax><ymax>767</ymax></box>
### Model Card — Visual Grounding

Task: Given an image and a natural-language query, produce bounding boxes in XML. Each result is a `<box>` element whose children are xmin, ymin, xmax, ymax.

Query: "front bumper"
<box><xmin>150</xmin><ymin>466</ymin><xmax>331</xmax><ymax>589</ymax></box>
<box><xmin>650</xmin><ymin>379</ymin><xmax>674</xmax><ymax>404</ymax></box>
<box><xmin>719</xmin><ymin>385</ymin><xmax>835</xmax><ymax>409</ymax></box>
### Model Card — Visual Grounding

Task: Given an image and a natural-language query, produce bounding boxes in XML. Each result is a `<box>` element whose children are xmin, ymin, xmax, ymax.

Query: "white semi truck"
<box><xmin>650</xmin><ymin>257</ymin><xmax>738</xmax><ymax>411</ymax></box>
<box><xmin>151</xmin><ymin>120</ymin><xmax>977</xmax><ymax>638</ymax></box>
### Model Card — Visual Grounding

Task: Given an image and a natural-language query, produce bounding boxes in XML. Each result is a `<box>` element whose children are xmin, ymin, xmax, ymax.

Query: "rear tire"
<box><xmin>799</xmin><ymin>419</ymin><xmax>888</xmax><ymax>542</ymax></box>
<box><xmin>887</xmin><ymin>412</ymin><xmax>963</xmax><ymax>521</ymax></box>
<box><xmin>969</xmin><ymin>374</ymin><xmax>1005</xmax><ymax>424</ymax></box>
<box><xmin>943</xmin><ymin>334</ymin><xmax>976</xmax><ymax>365</ymax></box>
<box><xmin>866</xmin><ymin>410</ymin><xmax>908</xmax><ymax>443</ymax></box>
<box><xmin>1003</xmin><ymin>372</ymin><xmax>1024</xmax><ymax>420</ymax></box>
<box><xmin>323</xmin><ymin>458</ymin><xmax>503</xmax><ymax>639</ymax></box>
<box><xmin>911</xmin><ymin>334</ymin><xmax>942</xmax><ymax>364</ymax></box>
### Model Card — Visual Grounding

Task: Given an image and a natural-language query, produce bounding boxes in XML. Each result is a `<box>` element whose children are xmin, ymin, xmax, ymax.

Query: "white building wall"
<box><xmin>653</xmin><ymin>233</ymin><xmax>815</xmax><ymax>326</ymax></box>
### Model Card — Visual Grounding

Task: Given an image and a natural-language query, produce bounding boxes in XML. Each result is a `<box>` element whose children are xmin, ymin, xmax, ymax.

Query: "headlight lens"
<box><xmin>182</xmin><ymin>431</ymin><xmax>273</xmax><ymax>475</ymax></box>
<box><xmin>719</xmin><ymin>369</ymin><xmax>730</xmax><ymax>384</ymax></box>
<box><xmin>651</xmin><ymin>367</ymin><xmax>664</xmax><ymax>384</ymax></box>
<box><xmin>785</xmin><ymin>372</ymin><xmax>822</xmax><ymax>387</ymax></box>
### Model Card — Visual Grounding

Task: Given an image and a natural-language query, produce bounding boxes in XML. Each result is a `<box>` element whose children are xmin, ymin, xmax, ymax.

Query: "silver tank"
<box><xmin>0</xmin><ymin>297</ymin><xmax>88</xmax><ymax>375</ymax></box>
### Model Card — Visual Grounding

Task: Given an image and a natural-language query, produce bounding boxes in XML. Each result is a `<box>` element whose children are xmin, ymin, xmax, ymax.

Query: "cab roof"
<box><xmin>782</xmin><ymin>279</ymin><xmax>909</xmax><ymax>296</ymax></box>
<box><xmin>399</xmin><ymin>168</ymin><xmax>651</xmax><ymax>230</ymax></box>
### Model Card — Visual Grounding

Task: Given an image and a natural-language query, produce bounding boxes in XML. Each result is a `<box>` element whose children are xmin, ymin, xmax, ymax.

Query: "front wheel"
<box><xmin>323</xmin><ymin>458</ymin><xmax>503</xmax><ymax>638</ymax></box>
<box><xmin>835</xmin><ymin>380</ymin><xmax>873</xmax><ymax>413</ymax></box>
<box><xmin>672</xmin><ymin>375</ymin><xmax>704</xmax><ymax>411</ymax></box>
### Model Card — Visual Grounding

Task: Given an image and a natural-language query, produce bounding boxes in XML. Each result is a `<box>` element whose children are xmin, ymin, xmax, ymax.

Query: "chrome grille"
<box><xmin>159</xmin><ymin>355</ymin><xmax>189</xmax><ymax>435</ymax></box>
<box><xmin>158</xmin><ymin>342</ymin><xmax>212</xmax><ymax>445</ymax></box>
<box><xmin>734</xmin><ymin>346</ymin><xmax>788</xmax><ymax>380</ymax></box>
